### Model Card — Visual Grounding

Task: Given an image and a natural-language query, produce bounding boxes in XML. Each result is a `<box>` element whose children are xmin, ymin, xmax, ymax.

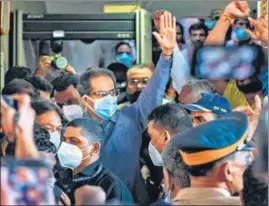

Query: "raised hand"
<box><xmin>245</xmin><ymin>17</ymin><xmax>268</xmax><ymax>46</ymax></box>
<box><xmin>1</xmin><ymin>94</ymin><xmax>39</xmax><ymax>159</ymax></box>
<box><xmin>223</xmin><ymin>1</ymin><xmax>250</xmax><ymax>20</ymax></box>
<box><xmin>65</xmin><ymin>64</ymin><xmax>77</xmax><ymax>75</ymax></box>
<box><xmin>153</xmin><ymin>11</ymin><xmax>176</xmax><ymax>57</ymax></box>
<box><xmin>233</xmin><ymin>95</ymin><xmax>262</xmax><ymax>139</ymax></box>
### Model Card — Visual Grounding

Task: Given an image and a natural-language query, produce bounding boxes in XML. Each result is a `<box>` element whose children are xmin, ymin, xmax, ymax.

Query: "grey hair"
<box><xmin>79</xmin><ymin>68</ymin><xmax>116</xmax><ymax>96</ymax></box>
<box><xmin>186</xmin><ymin>151</ymin><xmax>253</xmax><ymax>177</ymax></box>
<box><xmin>162</xmin><ymin>142</ymin><xmax>190</xmax><ymax>188</ymax></box>
<box><xmin>184</xmin><ymin>78</ymin><xmax>214</xmax><ymax>102</ymax></box>
<box><xmin>214</xmin><ymin>151</ymin><xmax>254</xmax><ymax>169</ymax></box>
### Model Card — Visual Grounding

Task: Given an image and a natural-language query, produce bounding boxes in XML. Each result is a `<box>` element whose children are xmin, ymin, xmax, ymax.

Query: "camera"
<box><xmin>50</xmin><ymin>31</ymin><xmax>68</xmax><ymax>70</ymax></box>
<box><xmin>39</xmin><ymin>31</ymin><xmax>68</xmax><ymax>70</ymax></box>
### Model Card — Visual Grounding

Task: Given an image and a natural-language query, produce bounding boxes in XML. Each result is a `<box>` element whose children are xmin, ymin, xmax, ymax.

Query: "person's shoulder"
<box><xmin>96</xmin><ymin>167</ymin><xmax>121</xmax><ymax>187</ymax></box>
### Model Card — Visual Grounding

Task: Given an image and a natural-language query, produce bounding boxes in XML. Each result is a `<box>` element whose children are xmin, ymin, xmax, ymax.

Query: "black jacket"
<box><xmin>55</xmin><ymin>159</ymin><xmax>134</xmax><ymax>205</ymax></box>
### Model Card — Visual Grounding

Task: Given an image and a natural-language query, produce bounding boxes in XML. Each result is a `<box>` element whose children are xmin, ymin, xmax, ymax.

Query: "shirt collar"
<box><xmin>173</xmin><ymin>187</ymin><xmax>232</xmax><ymax>201</ymax></box>
<box><xmin>80</xmin><ymin>159</ymin><xmax>102</xmax><ymax>176</ymax></box>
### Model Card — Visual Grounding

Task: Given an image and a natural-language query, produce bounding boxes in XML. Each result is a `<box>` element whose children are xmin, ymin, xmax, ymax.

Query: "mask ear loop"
<box><xmin>81</xmin><ymin>95</ymin><xmax>95</xmax><ymax>114</ymax></box>
<box><xmin>81</xmin><ymin>142</ymin><xmax>98</xmax><ymax>160</ymax></box>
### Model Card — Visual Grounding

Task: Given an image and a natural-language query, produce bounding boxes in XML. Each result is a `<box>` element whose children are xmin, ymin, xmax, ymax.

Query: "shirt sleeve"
<box><xmin>131</xmin><ymin>54</ymin><xmax>172</xmax><ymax>131</ymax></box>
<box><xmin>170</xmin><ymin>46</ymin><xmax>191</xmax><ymax>93</ymax></box>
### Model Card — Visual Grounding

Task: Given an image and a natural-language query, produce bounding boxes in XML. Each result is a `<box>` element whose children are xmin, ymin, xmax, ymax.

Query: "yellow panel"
<box><xmin>104</xmin><ymin>4</ymin><xmax>141</xmax><ymax>13</ymax></box>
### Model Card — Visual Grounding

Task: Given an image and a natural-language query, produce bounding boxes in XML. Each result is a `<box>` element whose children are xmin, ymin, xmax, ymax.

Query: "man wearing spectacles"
<box><xmin>118</xmin><ymin>64</ymin><xmax>171</xmax><ymax>110</ymax></box>
<box><xmin>78</xmin><ymin>11</ymin><xmax>176</xmax><ymax>204</ymax></box>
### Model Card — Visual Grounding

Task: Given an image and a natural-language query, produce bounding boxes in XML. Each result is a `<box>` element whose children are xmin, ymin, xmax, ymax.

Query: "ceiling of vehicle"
<box><xmin>11</xmin><ymin>1</ymin><xmax>258</xmax><ymax>18</ymax></box>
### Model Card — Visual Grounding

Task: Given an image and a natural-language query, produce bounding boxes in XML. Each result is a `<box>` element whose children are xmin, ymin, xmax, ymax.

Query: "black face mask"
<box><xmin>236</xmin><ymin>75</ymin><xmax>263</xmax><ymax>94</ymax></box>
<box><xmin>126</xmin><ymin>91</ymin><xmax>141</xmax><ymax>104</ymax></box>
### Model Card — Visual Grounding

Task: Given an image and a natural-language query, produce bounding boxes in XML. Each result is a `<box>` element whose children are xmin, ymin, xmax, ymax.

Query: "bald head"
<box><xmin>75</xmin><ymin>186</ymin><xmax>106</xmax><ymax>205</ymax></box>
<box><xmin>127</xmin><ymin>64</ymin><xmax>152</xmax><ymax>79</ymax></box>
<box><xmin>178</xmin><ymin>79</ymin><xmax>214</xmax><ymax>104</ymax></box>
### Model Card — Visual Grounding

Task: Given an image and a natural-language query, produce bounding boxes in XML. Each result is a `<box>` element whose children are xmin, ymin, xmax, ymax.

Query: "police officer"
<box><xmin>163</xmin><ymin>112</ymin><xmax>255</xmax><ymax>205</ymax></box>
<box><xmin>183</xmin><ymin>93</ymin><xmax>232</xmax><ymax>127</ymax></box>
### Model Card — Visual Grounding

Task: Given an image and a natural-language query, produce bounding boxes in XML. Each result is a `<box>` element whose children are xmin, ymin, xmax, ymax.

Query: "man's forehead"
<box><xmin>90</xmin><ymin>76</ymin><xmax>115</xmax><ymax>91</ymax></box>
<box><xmin>128</xmin><ymin>69</ymin><xmax>152</xmax><ymax>80</ymax></box>
<box><xmin>117</xmin><ymin>44</ymin><xmax>131</xmax><ymax>53</ymax></box>
<box><xmin>191</xmin><ymin>111</ymin><xmax>213</xmax><ymax>116</ymax></box>
<box><xmin>64</xmin><ymin>126</ymin><xmax>83</xmax><ymax>137</ymax></box>
<box><xmin>191</xmin><ymin>29</ymin><xmax>205</xmax><ymax>34</ymax></box>
<box><xmin>54</xmin><ymin>85</ymin><xmax>77</xmax><ymax>100</ymax></box>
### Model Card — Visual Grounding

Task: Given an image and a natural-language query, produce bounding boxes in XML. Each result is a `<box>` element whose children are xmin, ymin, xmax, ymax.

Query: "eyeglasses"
<box><xmin>91</xmin><ymin>89</ymin><xmax>119</xmax><ymax>99</ymax></box>
<box><xmin>128</xmin><ymin>78</ymin><xmax>149</xmax><ymax>86</ymax></box>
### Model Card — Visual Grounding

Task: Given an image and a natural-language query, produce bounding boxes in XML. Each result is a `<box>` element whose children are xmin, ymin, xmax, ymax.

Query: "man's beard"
<box><xmin>193</xmin><ymin>40</ymin><xmax>204</xmax><ymax>49</ymax></box>
<box><xmin>126</xmin><ymin>90</ymin><xmax>142</xmax><ymax>104</ymax></box>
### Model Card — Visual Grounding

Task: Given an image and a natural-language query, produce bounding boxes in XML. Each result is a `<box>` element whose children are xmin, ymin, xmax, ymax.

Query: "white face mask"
<box><xmin>49</xmin><ymin>131</ymin><xmax>61</xmax><ymax>151</ymax></box>
<box><xmin>62</xmin><ymin>104</ymin><xmax>83</xmax><ymax>122</ymax></box>
<box><xmin>57</xmin><ymin>142</ymin><xmax>83</xmax><ymax>169</ymax></box>
<box><xmin>148</xmin><ymin>142</ymin><xmax>163</xmax><ymax>166</ymax></box>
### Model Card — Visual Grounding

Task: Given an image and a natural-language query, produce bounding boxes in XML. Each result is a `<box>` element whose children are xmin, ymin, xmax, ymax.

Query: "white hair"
<box><xmin>184</xmin><ymin>78</ymin><xmax>214</xmax><ymax>102</ymax></box>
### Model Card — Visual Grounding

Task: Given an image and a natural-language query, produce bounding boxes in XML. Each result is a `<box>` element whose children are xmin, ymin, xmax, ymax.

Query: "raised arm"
<box><xmin>204</xmin><ymin>1</ymin><xmax>250</xmax><ymax>46</ymax></box>
<box><xmin>154</xmin><ymin>10</ymin><xmax>190</xmax><ymax>95</ymax></box>
<box><xmin>132</xmin><ymin>11</ymin><xmax>176</xmax><ymax>131</ymax></box>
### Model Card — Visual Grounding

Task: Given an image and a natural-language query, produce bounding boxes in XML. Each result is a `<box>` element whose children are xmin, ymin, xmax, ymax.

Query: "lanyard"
<box><xmin>72</xmin><ymin>163</ymin><xmax>103</xmax><ymax>183</ymax></box>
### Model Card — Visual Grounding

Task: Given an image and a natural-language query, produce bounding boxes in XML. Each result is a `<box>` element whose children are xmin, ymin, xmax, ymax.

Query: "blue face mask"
<box><xmin>116</xmin><ymin>53</ymin><xmax>133</xmax><ymax>68</ymax></box>
<box><xmin>205</xmin><ymin>20</ymin><xmax>217</xmax><ymax>30</ymax></box>
<box><xmin>236</xmin><ymin>28</ymin><xmax>250</xmax><ymax>41</ymax></box>
<box><xmin>94</xmin><ymin>95</ymin><xmax>118</xmax><ymax>120</ymax></box>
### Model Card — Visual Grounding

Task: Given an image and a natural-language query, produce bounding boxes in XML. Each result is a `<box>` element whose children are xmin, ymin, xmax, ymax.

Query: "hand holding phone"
<box><xmin>1</xmin><ymin>94</ymin><xmax>39</xmax><ymax>159</ymax></box>
<box><xmin>195</xmin><ymin>46</ymin><xmax>258</xmax><ymax>80</ymax></box>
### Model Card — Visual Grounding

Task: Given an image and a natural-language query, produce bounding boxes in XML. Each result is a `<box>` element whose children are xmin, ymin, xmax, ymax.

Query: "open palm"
<box><xmin>153</xmin><ymin>11</ymin><xmax>176</xmax><ymax>54</ymax></box>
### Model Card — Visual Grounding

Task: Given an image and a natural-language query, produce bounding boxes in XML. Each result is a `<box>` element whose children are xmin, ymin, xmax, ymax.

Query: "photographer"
<box><xmin>36</xmin><ymin>40</ymin><xmax>76</xmax><ymax>82</ymax></box>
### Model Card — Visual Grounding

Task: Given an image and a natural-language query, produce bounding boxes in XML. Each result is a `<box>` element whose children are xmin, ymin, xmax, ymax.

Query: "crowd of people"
<box><xmin>0</xmin><ymin>1</ymin><xmax>268</xmax><ymax>205</ymax></box>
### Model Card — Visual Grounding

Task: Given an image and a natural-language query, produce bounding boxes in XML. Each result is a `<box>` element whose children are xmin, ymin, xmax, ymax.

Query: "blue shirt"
<box><xmin>99</xmin><ymin>55</ymin><xmax>171</xmax><ymax>191</ymax></box>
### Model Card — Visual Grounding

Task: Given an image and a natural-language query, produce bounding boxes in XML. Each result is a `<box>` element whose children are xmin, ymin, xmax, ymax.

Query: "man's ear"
<box><xmin>82</xmin><ymin>95</ymin><xmax>94</xmax><ymax>108</ymax></box>
<box><xmin>91</xmin><ymin>142</ymin><xmax>101</xmax><ymax>155</ymax></box>
<box><xmin>164</xmin><ymin>131</ymin><xmax>171</xmax><ymax>142</ymax></box>
<box><xmin>221</xmin><ymin>162</ymin><xmax>233</xmax><ymax>182</ymax></box>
